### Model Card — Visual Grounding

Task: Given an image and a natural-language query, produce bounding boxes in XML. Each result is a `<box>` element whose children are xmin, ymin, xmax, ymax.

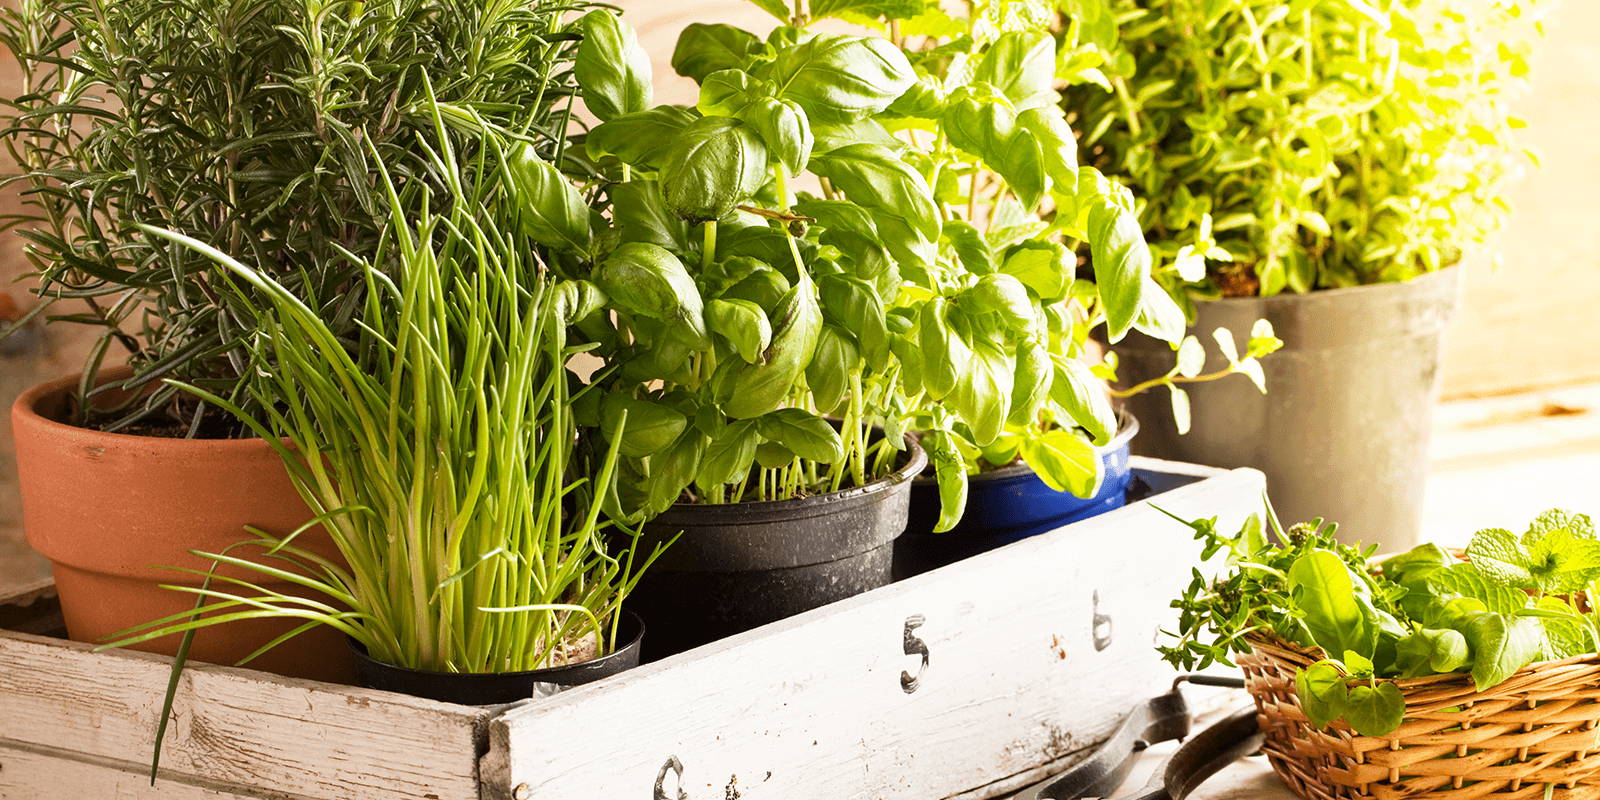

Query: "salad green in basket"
<box><xmin>1160</xmin><ymin>504</ymin><xmax>1600</xmax><ymax>737</ymax></box>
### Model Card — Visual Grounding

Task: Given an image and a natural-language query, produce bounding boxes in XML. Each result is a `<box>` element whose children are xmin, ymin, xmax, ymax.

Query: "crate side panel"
<box><xmin>484</xmin><ymin>466</ymin><xmax>1265</xmax><ymax>800</ymax></box>
<box><xmin>0</xmin><ymin>741</ymin><xmax>284</xmax><ymax>800</ymax></box>
<box><xmin>0</xmin><ymin>635</ymin><xmax>486</xmax><ymax>800</ymax></box>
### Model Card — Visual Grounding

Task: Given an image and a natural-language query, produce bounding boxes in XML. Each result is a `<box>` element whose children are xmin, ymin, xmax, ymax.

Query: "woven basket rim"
<box><xmin>1242</xmin><ymin>633</ymin><xmax>1600</xmax><ymax>692</ymax></box>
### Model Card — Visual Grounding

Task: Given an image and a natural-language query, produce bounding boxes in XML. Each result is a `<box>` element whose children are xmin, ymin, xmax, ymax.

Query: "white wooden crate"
<box><xmin>0</xmin><ymin>458</ymin><xmax>1264</xmax><ymax>800</ymax></box>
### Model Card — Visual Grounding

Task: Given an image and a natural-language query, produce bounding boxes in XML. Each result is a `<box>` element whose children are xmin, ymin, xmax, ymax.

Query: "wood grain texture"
<box><xmin>480</xmin><ymin>460</ymin><xmax>1266</xmax><ymax>800</ymax></box>
<box><xmin>0</xmin><ymin>630</ymin><xmax>489</xmax><ymax>800</ymax></box>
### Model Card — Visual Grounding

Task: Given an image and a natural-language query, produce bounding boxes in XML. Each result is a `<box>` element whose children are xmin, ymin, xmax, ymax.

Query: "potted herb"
<box><xmin>106</xmin><ymin>127</ymin><xmax>662</xmax><ymax>705</ymax></box>
<box><xmin>1065</xmin><ymin>0</ymin><xmax>1545</xmax><ymax>549</ymax></box>
<box><xmin>1163</xmin><ymin>506</ymin><xmax>1600</xmax><ymax>797</ymax></box>
<box><xmin>0</xmin><ymin>0</ymin><xmax>589</xmax><ymax>678</ymax></box>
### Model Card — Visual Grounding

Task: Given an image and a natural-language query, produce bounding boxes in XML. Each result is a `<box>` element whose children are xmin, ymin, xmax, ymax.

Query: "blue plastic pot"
<box><xmin>893</xmin><ymin>413</ymin><xmax>1140</xmax><ymax>579</ymax></box>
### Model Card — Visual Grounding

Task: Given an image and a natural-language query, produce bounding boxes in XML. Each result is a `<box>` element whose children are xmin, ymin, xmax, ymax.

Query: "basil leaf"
<box><xmin>943</xmin><ymin>93</ymin><xmax>1046</xmax><ymax>209</ymax></box>
<box><xmin>1017</xmin><ymin>106</ymin><xmax>1079</xmax><ymax>188</ymax></box>
<box><xmin>1394</xmin><ymin>628</ymin><xmax>1470</xmax><ymax>678</ymax></box>
<box><xmin>662</xmin><ymin>117</ymin><xmax>770</xmax><ymax>222</ymax></box>
<box><xmin>806</xmin><ymin>324</ymin><xmax>857</xmax><ymax>414</ymax></box>
<box><xmin>918</xmin><ymin>297</ymin><xmax>968</xmax><ymax>400</ymax></box>
<box><xmin>768</xmin><ymin>34</ymin><xmax>915</xmax><ymax>123</ymax></box>
<box><xmin>921</xmin><ymin>428</ymin><xmax>968</xmax><ymax>533</ymax></box>
<box><xmin>1087</xmin><ymin>198</ymin><xmax>1152</xmax><ymax>343</ymax></box>
<box><xmin>1020</xmin><ymin>428</ymin><xmax>1098</xmax><ymax>497</ymax></box>
<box><xmin>505</xmin><ymin>144</ymin><xmax>590</xmax><ymax>252</ymax></box>
<box><xmin>1287</xmin><ymin>549</ymin><xmax>1379</xmax><ymax>661</ymax></box>
<box><xmin>1008</xmin><ymin>339</ymin><xmax>1052</xmax><ymax>425</ymax></box>
<box><xmin>739</xmin><ymin>97</ymin><xmax>813</xmax><ymax>176</ymax></box>
<box><xmin>705</xmin><ymin>298</ymin><xmax>772</xmax><ymax>364</ymax></box>
<box><xmin>1050</xmin><ymin>357</ymin><xmax>1116</xmax><ymax>445</ymax></box>
<box><xmin>697</xmin><ymin>69</ymin><xmax>769</xmax><ymax>117</ymax></box>
<box><xmin>723</xmin><ymin>273</ymin><xmax>823</xmax><ymax>418</ymax></box>
<box><xmin>575</xmin><ymin>10</ymin><xmax>652</xmax><ymax>122</ymax></box>
<box><xmin>948</xmin><ymin>335</ymin><xmax>1013</xmax><ymax>446</ymax></box>
<box><xmin>610</xmin><ymin>180</ymin><xmax>688</xmax><ymax>251</ymax></box>
<box><xmin>810</xmin><ymin>143</ymin><xmax>940</xmax><ymax>241</ymax></box>
<box><xmin>1000</xmin><ymin>241</ymin><xmax>1071</xmax><ymax>302</ymax></box>
<box><xmin>695</xmin><ymin>419</ymin><xmax>761</xmax><ymax>488</ymax></box>
<box><xmin>600</xmin><ymin>393</ymin><xmax>688</xmax><ymax>458</ymax></box>
<box><xmin>757</xmin><ymin>408</ymin><xmax>844</xmax><ymax>464</ymax></box>
<box><xmin>943</xmin><ymin>220</ymin><xmax>994</xmax><ymax>276</ymax></box>
<box><xmin>646</xmin><ymin>430</ymin><xmax>708</xmax><ymax>514</ymax></box>
<box><xmin>588</xmin><ymin>106</ymin><xmax>698</xmax><ymax>170</ymax></box>
<box><xmin>1463</xmin><ymin>612</ymin><xmax>1542</xmax><ymax>691</ymax></box>
<box><xmin>672</xmin><ymin>23</ymin><xmax>764</xmax><ymax>83</ymax></box>
<box><xmin>961</xmin><ymin>273</ymin><xmax>1037</xmax><ymax>336</ymax></box>
<box><xmin>974</xmin><ymin>31</ymin><xmax>1057</xmax><ymax>111</ymax></box>
<box><xmin>593</xmin><ymin>242</ymin><xmax>708</xmax><ymax>346</ymax></box>
<box><xmin>817</xmin><ymin>274</ymin><xmax>890</xmax><ymax>370</ymax></box>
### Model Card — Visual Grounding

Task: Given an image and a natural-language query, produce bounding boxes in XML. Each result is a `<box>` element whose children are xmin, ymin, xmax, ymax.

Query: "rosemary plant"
<box><xmin>0</xmin><ymin>0</ymin><xmax>589</xmax><ymax>434</ymax></box>
<box><xmin>103</xmin><ymin>131</ymin><xmax>657</xmax><ymax>673</ymax></box>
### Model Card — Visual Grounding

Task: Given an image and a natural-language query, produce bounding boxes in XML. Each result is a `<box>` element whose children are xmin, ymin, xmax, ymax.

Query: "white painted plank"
<box><xmin>0</xmin><ymin>632</ymin><xmax>488</xmax><ymax>800</ymax></box>
<box><xmin>0</xmin><ymin>741</ymin><xmax>279</xmax><ymax>800</ymax></box>
<box><xmin>482</xmin><ymin>465</ymin><xmax>1266</xmax><ymax>800</ymax></box>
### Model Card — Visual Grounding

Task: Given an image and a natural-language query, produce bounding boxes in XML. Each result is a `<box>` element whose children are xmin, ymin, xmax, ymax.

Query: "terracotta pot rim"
<box><xmin>12</xmin><ymin>368</ymin><xmax>270</xmax><ymax>450</ymax></box>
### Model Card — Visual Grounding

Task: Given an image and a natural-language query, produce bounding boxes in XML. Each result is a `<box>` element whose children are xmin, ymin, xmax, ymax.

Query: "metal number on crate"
<box><xmin>901</xmin><ymin>614</ymin><xmax>929</xmax><ymax>693</ymax></box>
<box><xmin>654</xmin><ymin>755</ymin><xmax>687</xmax><ymax>800</ymax></box>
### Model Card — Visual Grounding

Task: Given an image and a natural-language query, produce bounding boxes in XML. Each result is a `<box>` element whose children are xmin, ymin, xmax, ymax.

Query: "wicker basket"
<box><xmin>1238</xmin><ymin>638</ymin><xmax>1600</xmax><ymax>800</ymax></box>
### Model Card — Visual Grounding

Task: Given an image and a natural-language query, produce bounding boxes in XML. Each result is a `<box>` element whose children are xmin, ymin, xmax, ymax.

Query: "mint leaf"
<box><xmin>1528</xmin><ymin>508</ymin><xmax>1596</xmax><ymax>541</ymax></box>
<box><xmin>1466</xmin><ymin>527</ymin><xmax>1533</xmax><ymax>587</ymax></box>
<box><xmin>1524</xmin><ymin>530</ymin><xmax>1600</xmax><ymax>593</ymax></box>
<box><xmin>1432</xmin><ymin>563</ymin><xmax>1528</xmax><ymax>616</ymax></box>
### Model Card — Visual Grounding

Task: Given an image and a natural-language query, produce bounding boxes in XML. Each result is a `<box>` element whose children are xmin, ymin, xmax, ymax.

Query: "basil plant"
<box><xmin>1061</xmin><ymin>0</ymin><xmax>1545</xmax><ymax>298</ymax></box>
<box><xmin>535</xmin><ymin>1</ymin><xmax>1232</xmax><ymax>529</ymax></box>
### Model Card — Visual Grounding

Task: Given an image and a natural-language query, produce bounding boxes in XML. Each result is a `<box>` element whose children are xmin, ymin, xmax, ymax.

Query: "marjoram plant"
<box><xmin>1061</xmin><ymin>0</ymin><xmax>1545</xmax><ymax>298</ymax></box>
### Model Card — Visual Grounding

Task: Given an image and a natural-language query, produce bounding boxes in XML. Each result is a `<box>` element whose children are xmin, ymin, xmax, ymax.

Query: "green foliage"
<box><xmin>0</xmin><ymin>0</ymin><xmax>591</xmax><ymax>433</ymax></box>
<box><xmin>1063</xmin><ymin>0</ymin><xmax>1546</xmax><ymax>297</ymax></box>
<box><xmin>1162</xmin><ymin>506</ymin><xmax>1600</xmax><ymax>737</ymax></box>
<box><xmin>103</xmin><ymin>130</ymin><xmax>662</xmax><ymax>674</ymax></box>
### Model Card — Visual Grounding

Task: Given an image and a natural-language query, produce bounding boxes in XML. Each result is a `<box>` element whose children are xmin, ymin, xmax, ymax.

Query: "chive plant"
<box><xmin>103</xmin><ymin>130</ymin><xmax>658</xmax><ymax>673</ymax></box>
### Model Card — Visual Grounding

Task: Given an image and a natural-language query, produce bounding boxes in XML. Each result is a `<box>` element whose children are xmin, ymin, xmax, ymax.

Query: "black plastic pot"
<box><xmin>349</xmin><ymin>611</ymin><xmax>644</xmax><ymax>705</ymax></box>
<box><xmin>1114</xmin><ymin>268</ymin><xmax>1460</xmax><ymax>552</ymax></box>
<box><xmin>894</xmin><ymin>412</ymin><xmax>1141</xmax><ymax>579</ymax></box>
<box><xmin>628</xmin><ymin>436</ymin><xmax>927</xmax><ymax>658</ymax></box>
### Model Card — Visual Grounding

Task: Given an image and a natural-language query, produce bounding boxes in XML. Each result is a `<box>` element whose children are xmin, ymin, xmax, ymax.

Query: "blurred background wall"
<box><xmin>1</xmin><ymin>1</ymin><xmax>1596</xmax><ymax>566</ymax></box>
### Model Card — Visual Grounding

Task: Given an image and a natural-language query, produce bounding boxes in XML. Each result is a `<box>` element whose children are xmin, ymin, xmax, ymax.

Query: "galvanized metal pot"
<box><xmin>1113</xmin><ymin>268</ymin><xmax>1460</xmax><ymax>552</ymax></box>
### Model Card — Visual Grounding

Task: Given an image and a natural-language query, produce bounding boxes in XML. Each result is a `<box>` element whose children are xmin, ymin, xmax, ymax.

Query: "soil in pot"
<box><xmin>350</xmin><ymin>611</ymin><xmax>645</xmax><ymax>705</ymax></box>
<box><xmin>10</xmin><ymin>370</ymin><xmax>354</xmax><ymax>682</ymax></box>
<box><xmin>894</xmin><ymin>412</ymin><xmax>1140</xmax><ymax>580</ymax></box>
<box><xmin>625</xmin><ymin>436</ymin><xmax>927</xmax><ymax>659</ymax></box>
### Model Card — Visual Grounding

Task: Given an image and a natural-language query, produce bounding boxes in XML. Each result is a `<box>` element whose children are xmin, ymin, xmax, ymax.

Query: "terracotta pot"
<box><xmin>10</xmin><ymin>370</ymin><xmax>353</xmax><ymax>682</ymax></box>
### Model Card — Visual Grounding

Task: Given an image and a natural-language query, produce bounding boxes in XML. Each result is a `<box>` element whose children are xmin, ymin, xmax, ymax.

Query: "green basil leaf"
<box><xmin>672</xmin><ymin>23</ymin><xmax>764</xmax><ymax>83</ymax></box>
<box><xmin>697</xmin><ymin>69</ymin><xmax>767</xmax><ymax>117</ymax></box>
<box><xmin>1463</xmin><ymin>612</ymin><xmax>1542</xmax><ymax>691</ymax></box>
<box><xmin>705</xmin><ymin>298</ymin><xmax>773</xmax><ymax>364</ymax></box>
<box><xmin>811</xmin><ymin>117</ymin><xmax>906</xmax><ymax>154</ymax></box>
<box><xmin>943</xmin><ymin>93</ymin><xmax>1046</xmax><ymax>209</ymax></box>
<box><xmin>1020</xmin><ymin>428</ymin><xmax>1098</xmax><ymax>497</ymax></box>
<box><xmin>723</xmin><ymin>265</ymin><xmax>792</xmax><ymax>313</ymax></box>
<box><xmin>810</xmin><ymin>143</ymin><xmax>940</xmax><ymax>241</ymax></box>
<box><xmin>505</xmin><ymin>144</ymin><xmax>590</xmax><ymax>251</ymax></box>
<box><xmin>918</xmin><ymin>297</ymin><xmax>968</xmax><ymax>400</ymax></box>
<box><xmin>1088</xmin><ymin>199</ymin><xmax>1153</xmax><ymax>343</ymax></box>
<box><xmin>816</xmin><ymin>274</ymin><xmax>890</xmax><ymax>370</ymax></box>
<box><xmin>593</xmin><ymin>242</ymin><xmax>708</xmax><ymax>346</ymax></box>
<box><xmin>601</xmin><ymin>393</ymin><xmax>688</xmax><ymax>458</ymax></box>
<box><xmin>1050</xmin><ymin>357</ymin><xmax>1116</xmax><ymax>445</ymax></box>
<box><xmin>1008</xmin><ymin>339</ymin><xmax>1052</xmax><ymax>425</ymax></box>
<box><xmin>646</xmin><ymin>430</ymin><xmax>708</xmax><ymax>514</ymax></box>
<box><xmin>1017</xmin><ymin>106</ymin><xmax>1079</xmax><ymax>188</ymax></box>
<box><xmin>588</xmin><ymin>106</ymin><xmax>699</xmax><ymax>170</ymax></box>
<box><xmin>807</xmin><ymin>324</ymin><xmax>857</xmax><ymax>414</ymax></box>
<box><xmin>661</xmin><ymin>117</ymin><xmax>769</xmax><ymax>221</ymax></box>
<box><xmin>1000</xmin><ymin>241</ymin><xmax>1071</xmax><ymax>301</ymax></box>
<box><xmin>610</xmin><ymin>180</ymin><xmax>689</xmax><ymax>251</ymax></box>
<box><xmin>974</xmin><ymin>31</ymin><xmax>1057</xmax><ymax>111</ymax></box>
<box><xmin>695</xmin><ymin>419</ymin><xmax>761</xmax><ymax>487</ymax></box>
<box><xmin>757</xmin><ymin>408</ymin><xmax>844</xmax><ymax>464</ymax></box>
<box><xmin>948</xmin><ymin>336</ymin><xmax>1013</xmax><ymax>446</ymax></box>
<box><xmin>738</xmin><ymin>97</ymin><xmax>813</xmax><ymax>176</ymax></box>
<box><xmin>1394</xmin><ymin>628</ymin><xmax>1470</xmax><ymax>678</ymax></box>
<box><xmin>922</xmin><ymin>428</ymin><xmax>968</xmax><ymax>533</ymax></box>
<box><xmin>723</xmin><ymin>274</ymin><xmax>823</xmax><ymax>418</ymax></box>
<box><xmin>961</xmin><ymin>273</ymin><xmax>1037</xmax><ymax>335</ymax></box>
<box><xmin>943</xmin><ymin>220</ymin><xmax>994</xmax><ymax>276</ymax></box>
<box><xmin>575</xmin><ymin>10</ymin><xmax>652</xmax><ymax>122</ymax></box>
<box><xmin>755</xmin><ymin>439</ymin><xmax>797</xmax><ymax>469</ymax></box>
<box><xmin>768</xmin><ymin>34</ymin><xmax>916</xmax><ymax>123</ymax></box>
<box><xmin>1287</xmin><ymin>549</ymin><xmax>1379</xmax><ymax>661</ymax></box>
<box><xmin>1133</xmin><ymin>277</ymin><xmax>1189</xmax><ymax>344</ymax></box>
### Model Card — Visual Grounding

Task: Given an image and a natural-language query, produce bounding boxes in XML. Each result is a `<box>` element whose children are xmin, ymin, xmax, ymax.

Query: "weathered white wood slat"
<box><xmin>0</xmin><ymin>631</ymin><xmax>489</xmax><ymax>800</ymax></box>
<box><xmin>480</xmin><ymin>459</ymin><xmax>1265</xmax><ymax>800</ymax></box>
<box><xmin>0</xmin><ymin>742</ymin><xmax>271</xmax><ymax>800</ymax></box>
